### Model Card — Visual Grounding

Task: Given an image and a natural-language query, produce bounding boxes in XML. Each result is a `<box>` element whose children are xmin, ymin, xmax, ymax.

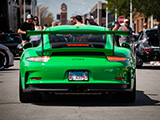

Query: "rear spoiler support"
<box><xmin>113</xmin><ymin>33</ymin><xmax>115</xmax><ymax>56</ymax></box>
<box><xmin>41</xmin><ymin>33</ymin><xmax>44</xmax><ymax>56</ymax></box>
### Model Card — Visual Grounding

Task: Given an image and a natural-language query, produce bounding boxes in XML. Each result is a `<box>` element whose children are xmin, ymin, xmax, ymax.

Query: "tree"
<box><xmin>37</xmin><ymin>5</ymin><xmax>54</xmax><ymax>26</ymax></box>
<box><xmin>105</xmin><ymin>0</ymin><xmax>160</xmax><ymax>20</ymax></box>
<box><xmin>105</xmin><ymin>0</ymin><xmax>130</xmax><ymax>18</ymax></box>
<box><xmin>133</xmin><ymin>0</ymin><xmax>160</xmax><ymax>19</ymax></box>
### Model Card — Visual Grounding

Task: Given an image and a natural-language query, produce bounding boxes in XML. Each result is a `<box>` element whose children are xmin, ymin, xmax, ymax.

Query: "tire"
<box><xmin>0</xmin><ymin>51</ymin><xmax>7</xmax><ymax>70</ymax></box>
<box><xmin>136</xmin><ymin>56</ymin><xmax>143</xmax><ymax>68</ymax></box>
<box><xmin>19</xmin><ymin>75</ymin><xmax>42</xmax><ymax>103</ymax></box>
<box><xmin>114</xmin><ymin>78</ymin><xmax>136</xmax><ymax>103</ymax></box>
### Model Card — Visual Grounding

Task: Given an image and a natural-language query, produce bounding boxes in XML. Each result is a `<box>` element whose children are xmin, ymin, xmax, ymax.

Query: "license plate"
<box><xmin>153</xmin><ymin>48</ymin><xmax>160</xmax><ymax>51</ymax></box>
<box><xmin>68</xmin><ymin>71</ymin><xmax>89</xmax><ymax>81</ymax></box>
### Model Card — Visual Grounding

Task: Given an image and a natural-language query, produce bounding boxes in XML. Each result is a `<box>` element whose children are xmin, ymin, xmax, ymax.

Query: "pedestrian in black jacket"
<box><xmin>87</xmin><ymin>16</ymin><xmax>98</xmax><ymax>26</ymax></box>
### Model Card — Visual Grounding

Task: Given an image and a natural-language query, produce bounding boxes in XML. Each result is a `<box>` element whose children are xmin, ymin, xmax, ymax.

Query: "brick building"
<box><xmin>82</xmin><ymin>1</ymin><xmax>115</xmax><ymax>28</ymax></box>
<box><xmin>60</xmin><ymin>3</ymin><xmax>67</xmax><ymax>25</ymax></box>
<box><xmin>132</xmin><ymin>12</ymin><xmax>150</xmax><ymax>33</ymax></box>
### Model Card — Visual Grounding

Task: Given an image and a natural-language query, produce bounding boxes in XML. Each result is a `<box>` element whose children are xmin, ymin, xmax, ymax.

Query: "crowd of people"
<box><xmin>19</xmin><ymin>14</ymin><xmax>159</xmax><ymax>48</ymax></box>
<box><xmin>17</xmin><ymin>14</ymin><xmax>99</xmax><ymax>47</ymax></box>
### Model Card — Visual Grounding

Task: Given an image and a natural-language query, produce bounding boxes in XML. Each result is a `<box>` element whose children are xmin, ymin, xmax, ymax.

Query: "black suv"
<box><xmin>0</xmin><ymin>33</ymin><xmax>23</xmax><ymax>56</ymax></box>
<box><xmin>135</xmin><ymin>29</ymin><xmax>160</xmax><ymax>67</ymax></box>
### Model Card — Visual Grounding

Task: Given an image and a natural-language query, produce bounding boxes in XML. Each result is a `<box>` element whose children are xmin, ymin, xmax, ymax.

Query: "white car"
<box><xmin>0</xmin><ymin>44</ymin><xmax>14</xmax><ymax>70</ymax></box>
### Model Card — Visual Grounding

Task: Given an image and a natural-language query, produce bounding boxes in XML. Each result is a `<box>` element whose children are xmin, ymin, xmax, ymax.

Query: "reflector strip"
<box><xmin>16</xmin><ymin>36</ymin><xmax>20</xmax><ymax>38</ymax></box>
<box><xmin>107</xmin><ymin>56</ymin><xmax>127</xmax><ymax>62</ymax></box>
<box><xmin>115</xmin><ymin>77</ymin><xmax>124</xmax><ymax>80</ymax></box>
<box><xmin>67</xmin><ymin>44</ymin><xmax>89</xmax><ymax>47</ymax></box>
<box><xmin>18</xmin><ymin>51</ymin><xmax>23</xmax><ymax>53</ymax></box>
<box><xmin>31</xmin><ymin>77</ymin><xmax>42</xmax><ymax>80</ymax></box>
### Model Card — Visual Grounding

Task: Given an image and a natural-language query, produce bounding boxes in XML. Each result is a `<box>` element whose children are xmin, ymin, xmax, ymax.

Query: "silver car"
<box><xmin>0</xmin><ymin>44</ymin><xmax>14</xmax><ymax>70</ymax></box>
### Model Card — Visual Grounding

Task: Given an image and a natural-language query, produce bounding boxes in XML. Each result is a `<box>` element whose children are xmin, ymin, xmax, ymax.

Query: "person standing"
<box><xmin>30</xmin><ymin>16</ymin><xmax>42</xmax><ymax>47</ymax></box>
<box><xmin>154</xmin><ymin>20</ymin><xmax>160</xmax><ymax>29</ymax></box>
<box><xmin>112</xmin><ymin>21</ymin><xmax>120</xmax><ymax>46</ymax></box>
<box><xmin>118</xmin><ymin>19</ymin><xmax>133</xmax><ymax>45</ymax></box>
<box><xmin>87</xmin><ymin>16</ymin><xmax>98</xmax><ymax>26</ymax></box>
<box><xmin>33</xmin><ymin>16</ymin><xmax>42</xmax><ymax>30</ymax></box>
<box><xmin>75</xmin><ymin>15</ymin><xmax>85</xmax><ymax>26</ymax></box>
<box><xmin>43</xmin><ymin>24</ymin><xmax>48</xmax><ymax>31</ymax></box>
<box><xmin>52</xmin><ymin>21</ymin><xmax>56</xmax><ymax>27</ymax></box>
<box><xmin>143</xmin><ymin>23</ymin><xmax>148</xmax><ymax>30</ymax></box>
<box><xmin>18</xmin><ymin>14</ymin><xmax>34</xmax><ymax>45</ymax></box>
<box><xmin>70</xmin><ymin>17</ymin><xmax>76</xmax><ymax>25</ymax></box>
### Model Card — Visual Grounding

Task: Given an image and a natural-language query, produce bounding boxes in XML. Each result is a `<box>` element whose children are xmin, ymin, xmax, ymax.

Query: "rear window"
<box><xmin>0</xmin><ymin>34</ymin><xmax>22</xmax><ymax>43</ymax></box>
<box><xmin>49</xmin><ymin>34</ymin><xmax>106</xmax><ymax>43</ymax></box>
<box><xmin>146</xmin><ymin>30</ymin><xmax>159</xmax><ymax>46</ymax></box>
<box><xmin>49</xmin><ymin>34</ymin><xmax>107</xmax><ymax>48</ymax></box>
<box><xmin>146</xmin><ymin>30</ymin><xmax>158</xmax><ymax>39</ymax></box>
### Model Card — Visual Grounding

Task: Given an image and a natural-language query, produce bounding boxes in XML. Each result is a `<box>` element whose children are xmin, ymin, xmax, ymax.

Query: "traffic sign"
<box><xmin>118</xmin><ymin>16</ymin><xmax>125</xmax><ymax>24</ymax></box>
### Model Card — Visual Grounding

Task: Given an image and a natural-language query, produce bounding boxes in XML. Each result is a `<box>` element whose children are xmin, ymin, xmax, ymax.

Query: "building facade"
<box><xmin>0</xmin><ymin>0</ymin><xmax>20</xmax><ymax>33</ymax></box>
<box><xmin>0</xmin><ymin>0</ymin><xmax>37</xmax><ymax>33</ymax></box>
<box><xmin>132</xmin><ymin>12</ymin><xmax>153</xmax><ymax>33</ymax></box>
<box><xmin>19</xmin><ymin>0</ymin><xmax>37</xmax><ymax>23</ymax></box>
<box><xmin>60</xmin><ymin>3</ymin><xmax>67</xmax><ymax>25</ymax></box>
<box><xmin>82</xmin><ymin>1</ymin><xmax>115</xmax><ymax>29</ymax></box>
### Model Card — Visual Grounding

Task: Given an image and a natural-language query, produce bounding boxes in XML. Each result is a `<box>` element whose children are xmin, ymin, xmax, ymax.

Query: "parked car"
<box><xmin>0</xmin><ymin>33</ymin><xmax>23</xmax><ymax>56</ymax></box>
<box><xmin>0</xmin><ymin>44</ymin><xmax>14</xmax><ymax>70</ymax></box>
<box><xmin>20</xmin><ymin>25</ymin><xmax>136</xmax><ymax>103</ymax></box>
<box><xmin>135</xmin><ymin>29</ymin><xmax>160</xmax><ymax>68</ymax></box>
<box><xmin>132</xmin><ymin>33</ymin><xmax>139</xmax><ymax>41</ymax></box>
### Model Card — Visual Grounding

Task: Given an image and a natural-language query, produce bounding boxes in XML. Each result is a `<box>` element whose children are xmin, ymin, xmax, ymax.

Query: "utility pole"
<box><xmin>130</xmin><ymin>0</ymin><xmax>132</xmax><ymax>28</ymax></box>
<box><xmin>151</xmin><ymin>15</ymin><xmax>153</xmax><ymax>28</ymax></box>
<box><xmin>106</xmin><ymin>0</ymin><xmax>108</xmax><ymax>28</ymax></box>
<box><xmin>115</xmin><ymin>9</ymin><xmax>117</xmax><ymax>21</ymax></box>
<box><xmin>97</xmin><ymin>1</ymin><xmax>99</xmax><ymax>25</ymax></box>
<box><xmin>23</xmin><ymin>0</ymin><xmax>26</xmax><ymax>22</ymax></box>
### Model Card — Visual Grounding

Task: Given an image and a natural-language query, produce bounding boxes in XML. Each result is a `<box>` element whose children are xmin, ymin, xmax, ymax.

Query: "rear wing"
<box><xmin>27</xmin><ymin>30</ymin><xmax>130</xmax><ymax>37</ymax></box>
<box><xmin>27</xmin><ymin>30</ymin><xmax>130</xmax><ymax>56</ymax></box>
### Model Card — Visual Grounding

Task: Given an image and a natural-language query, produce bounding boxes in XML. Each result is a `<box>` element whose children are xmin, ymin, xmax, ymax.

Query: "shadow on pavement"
<box><xmin>2</xmin><ymin>68</ymin><xmax>19</xmax><ymax>71</ymax></box>
<box><xmin>137</xmin><ymin>66</ymin><xmax>160</xmax><ymax>70</ymax></box>
<box><xmin>0</xmin><ymin>69</ymin><xmax>19</xmax><ymax>76</ymax></box>
<box><xmin>33</xmin><ymin>90</ymin><xmax>160</xmax><ymax>107</ymax></box>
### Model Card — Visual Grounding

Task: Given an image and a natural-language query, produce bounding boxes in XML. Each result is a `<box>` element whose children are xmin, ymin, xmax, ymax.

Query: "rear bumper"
<box><xmin>23</xmin><ymin>84</ymin><xmax>132</xmax><ymax>93</ymax></box>
<box><xmin>11</xmin><ymin>49</ymin><xmax>23</xmax><ymax>56</ymax></box>
<box><xmin>139</xmin><ymin>51</ymin><xmax>160</xmax><ymax>62</ymax></box>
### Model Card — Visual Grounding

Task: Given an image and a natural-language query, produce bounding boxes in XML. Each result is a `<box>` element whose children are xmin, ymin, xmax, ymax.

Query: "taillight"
<box><xmin>107</xmin><ymin>56</ymin><xmax>128</xmax><ymax>62</ymax></box>
<box><xmin>143</xmin><ymin>48</ymin><xmax>151</xmax><ymax>52</ymax></box>
<box><xmin>26</xmin><ymin>56</ymin><xmax>50</xmax><ymax>62</ymax></box>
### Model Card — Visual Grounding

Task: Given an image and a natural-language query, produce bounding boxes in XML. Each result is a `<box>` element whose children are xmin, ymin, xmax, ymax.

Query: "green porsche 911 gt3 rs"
<box><xmin>19</xmin><ymin>25</ymin><xmax>136</xmax><ymax>103</ymax></box>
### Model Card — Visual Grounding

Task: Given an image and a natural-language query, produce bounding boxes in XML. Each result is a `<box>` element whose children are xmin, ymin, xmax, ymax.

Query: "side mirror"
<box><xmin>121</xmin><ymin>42</ymin><xmax>131</xmax><ymax>49</ymax></box>
<box><xmin>23</xmin><ymin>42</ymin><xmax>33</xmax><ymax>50</ymax></box>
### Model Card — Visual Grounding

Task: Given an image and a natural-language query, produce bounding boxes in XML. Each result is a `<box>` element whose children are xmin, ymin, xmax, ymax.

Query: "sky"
<box><xmin>37</xmin><ymin>0</ymin><xmax>106</xmax><ymax>20</ymax></box>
